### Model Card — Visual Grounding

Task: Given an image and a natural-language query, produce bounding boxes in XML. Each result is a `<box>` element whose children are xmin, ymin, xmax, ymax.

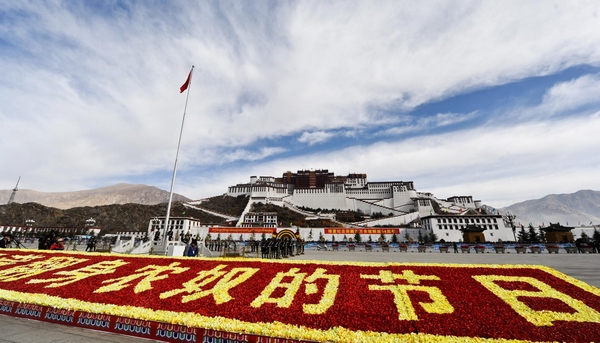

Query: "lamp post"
<box><xmin>25</xmin><ymin>219</ymin><xmax>35</xmax><ymax>239</ymax></box>
<box><xmin>85</xmin><ymin>218</ymin><xmax>96</xmax><ymax>236</ymax></box>
<box><xmin>503</xmin><ymin>212</ymin><xmax>517</xmax><ymax>242</ymax></box>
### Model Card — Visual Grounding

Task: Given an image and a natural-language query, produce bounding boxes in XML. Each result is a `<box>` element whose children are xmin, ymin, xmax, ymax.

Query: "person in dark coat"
<box><xmin>86</xmin><ymin>237</ymin><xmax>97</xmax><ymax>252</ymax></box>
<box><xmin>187</xmin><ymin>241</ymin><xmax>199</xmax><ymax>257</ymax></box>
<box><xmin>38</xmin><ymin>236</ymin><xmax>49</xmax><ymax>250</ymax></box>
<box><xmin>0</xmin><ymin>233</ymin><xmax>11</xmax><ymax>248</ymax></box>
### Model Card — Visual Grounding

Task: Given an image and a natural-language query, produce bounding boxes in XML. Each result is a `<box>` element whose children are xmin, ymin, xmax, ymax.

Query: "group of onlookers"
<box><xmin>575</xmin><ymin>240</ymin><xmax>600</xmax><ymax>253</ymax></box>
<box><xmin>37</xmin><ymin>232</ymin><xmax>65</xmax><ymax>250</ymax></box>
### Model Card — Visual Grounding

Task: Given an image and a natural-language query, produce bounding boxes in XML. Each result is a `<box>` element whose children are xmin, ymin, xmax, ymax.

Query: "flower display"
<box><xmin>0</xmin><ymin>249</ymin><xmax>598</xmax><ymax>342</ymax></box>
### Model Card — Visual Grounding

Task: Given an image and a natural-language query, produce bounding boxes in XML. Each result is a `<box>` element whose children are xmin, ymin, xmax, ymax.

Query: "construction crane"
<box><xmin>7</xmin><ymin>176</ymin><xmax>20</xmax><ymax>204</ymax></box>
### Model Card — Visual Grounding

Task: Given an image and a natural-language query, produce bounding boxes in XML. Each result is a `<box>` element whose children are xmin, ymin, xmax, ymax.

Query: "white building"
<box><xmin>225</xmin><ymin>169</ymin><xmax>514</xmax><ymax>241</ymax></box>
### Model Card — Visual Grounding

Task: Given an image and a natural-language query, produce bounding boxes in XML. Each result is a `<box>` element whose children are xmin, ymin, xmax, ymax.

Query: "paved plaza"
<box><xmin>0</xmin><ymin>246</ymin><xmax>598</xmax><ymax>342</ymax></box>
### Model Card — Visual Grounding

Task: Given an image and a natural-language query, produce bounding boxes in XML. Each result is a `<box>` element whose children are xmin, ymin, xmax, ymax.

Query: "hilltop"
<box><xmin>0</xmin><ymin>183</ymin><xmax>190</xmax><ymax>209</ymax></box>
<box><xmin>500</xmin><ymin>190</ymin><xmax>600</xmax><ymax>226</ymax></box>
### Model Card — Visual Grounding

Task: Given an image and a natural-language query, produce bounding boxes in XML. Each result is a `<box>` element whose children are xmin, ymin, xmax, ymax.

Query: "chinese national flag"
<box><xmin>180</xmin><ymin>70</ymin><xmax>192</xmax><ymax>93</ymax></box>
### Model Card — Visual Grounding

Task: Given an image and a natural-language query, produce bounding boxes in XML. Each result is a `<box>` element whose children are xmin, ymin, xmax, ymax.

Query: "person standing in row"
<box><xmin>50</xmin><ymin>238</ymin><xmax>65</xmax><ymax>250</ymax></box>
<box><xmin>0</xmin><ymin>233</ymin><xmax>11</xmax><ymax>248</ymax></box>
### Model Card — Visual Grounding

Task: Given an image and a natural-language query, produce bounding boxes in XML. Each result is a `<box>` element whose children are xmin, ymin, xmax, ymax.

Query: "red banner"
<box><xmin>324</xmin><ymin>228</ymin><xmax>400</xmax><ymax>234</ymax></box>
<box><xmin>208</xmin><ymin>227</ymin><xmax>277</xmax><ymax>234</ymax></box>
<box><xmin>0</xmin><ymin>250</ymin><xmax>598</xmax><ymax>342</ymax></box>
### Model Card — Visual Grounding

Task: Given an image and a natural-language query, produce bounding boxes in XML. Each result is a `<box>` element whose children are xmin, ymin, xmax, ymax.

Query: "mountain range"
<box><xmin>1</xmin><ymin>184</ymin><xmax>599</xmax><ymax>227</ymax></box>
<box><xmin>499</xmin><ymin>189</ymin><xmax>600</xmax><ymax>227</ymax></box>
<box><xmin>0</xmin><ymin>183</ymin><xmax>190</xmax><ymax>210</ymax></box>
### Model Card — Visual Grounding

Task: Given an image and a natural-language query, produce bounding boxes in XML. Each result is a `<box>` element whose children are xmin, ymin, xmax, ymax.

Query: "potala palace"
<box><xmin>144</xmin><ymin>169</ymin><xmax>512</xmax><ymax>245</ymax></box>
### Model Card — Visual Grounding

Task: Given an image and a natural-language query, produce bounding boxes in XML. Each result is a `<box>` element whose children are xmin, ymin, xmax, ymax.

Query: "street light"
<box><xmin>85</xmin><ymin>218</ymin><xmax>96</xmax><ymax>236</ymax></box>
<box><xmin>503</xmin><ymin>212</ymin><xmax>517</xmax><ymax>242</ymax></box>
<box><xmin>25</xmin><ymin>219</ymin><xmax>35</xmax><ymax>238</ymax></box>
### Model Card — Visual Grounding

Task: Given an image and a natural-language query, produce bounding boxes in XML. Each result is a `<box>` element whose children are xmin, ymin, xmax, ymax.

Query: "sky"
<box><xmin>1</xmin><ymin>1</ymin><xmax>600</xmax><ymax>208</ymax></box>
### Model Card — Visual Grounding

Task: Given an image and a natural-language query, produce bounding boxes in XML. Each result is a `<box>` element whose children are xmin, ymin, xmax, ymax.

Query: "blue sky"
<box><xmin>1</xmin><ymin>1</ymin><xmax>600</xmax><ymax>207</ymax></box>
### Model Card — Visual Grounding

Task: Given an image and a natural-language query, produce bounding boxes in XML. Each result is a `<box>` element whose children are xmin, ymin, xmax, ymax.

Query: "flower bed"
<box><xmin>438</xmin><ymin>245</ymin><xmax>449</xmax><ymax>253</ymax></box>
<box><xmin>460</xmin><ymin>244</ymin><xmax>471</xmax><ymax>253</ymax></box>
<box><xmin>580</xmin><ymin>244</ymin><xmax>594</xmax><ymax>253</ymax></box>
<box><xmin>515</xmin><ymin>246</ymin><xmax>527</xmax><ymax>254</ymax></box>
<box><xmin>565</xmin><ymin>246</ymin><xmax>577</xmax><ymax>253</ymax></box>
<box><xmin>347</xmin><ymin>244</ymin><xmax>355</xmax><ymax>252</ymax></box>
<box><xmin>364</xmin><ymin>244</ymin><xmax>373</xmax><ymax>252</ymax></box>
<box><xmin>529</xmin><ymin>245</ymin><xmax>542</xmax><ymax>254</ymax></box>
<box><xmin>0</xmin><ymin>249</ymin><xmax>599</xmax><ymax>342</ymax></box>
<box><xmin>474</xmin><ymin>245</ymin><xmax>486</xmax><ymax>253</ymax></box>
<box><xmin>546</xmin><ymin>245</ymin><xmax>560</xmax><ymax>254</ymax></box>
<box><xmin>398</xmin><ymin>244</ymin><xmax>408</xmax><ymax>252</ymax></box>
<box><xmin>493</xmin><ymin>245</ymin><xmax>505</xmax><ymax>253</ymax></box>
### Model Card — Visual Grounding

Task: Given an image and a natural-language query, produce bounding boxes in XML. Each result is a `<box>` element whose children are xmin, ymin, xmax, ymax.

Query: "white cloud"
<box><xmin>540</xmin><ymin>73</ymin><xmax>600</xmax><ymax>114</ymax></box>
<box><xmin>1</xmin><ymin>1</ymin><xmax>600</xmax><ymax>207</ymax></box>
<box><xmin>176</xmin><ymin>109</ymin><xmax>600</xmax><ymax>207</ymax></box>
<box><xmin>297</xmin><ymin>131</ymin><xmax>336</xmax><ymax>145</ymax></box>
<box><xmin>379</xmin><ymin>111</ymin><xmax>478</xmax><ymax>136</ymax></box>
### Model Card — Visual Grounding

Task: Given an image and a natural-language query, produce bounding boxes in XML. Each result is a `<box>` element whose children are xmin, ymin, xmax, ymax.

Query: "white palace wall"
<box><xmin>292</xmin><ymin>188</ymin><xmax>347</xmax><ymax>210</ymax></box>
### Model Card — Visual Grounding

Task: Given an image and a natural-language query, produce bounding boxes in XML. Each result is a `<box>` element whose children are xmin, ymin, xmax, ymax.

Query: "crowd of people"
<box><xmin>37</xmin><ymin>231</ymin><xmax>65</xmax><ymax>250</ymax></box>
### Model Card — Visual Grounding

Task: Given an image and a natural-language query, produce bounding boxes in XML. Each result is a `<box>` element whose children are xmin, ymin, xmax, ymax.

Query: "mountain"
<box><xmin>0</xmin><ymin>183</ymin><xmax>191</xmax><ymax>209</ymax></box>
<box><xmin>499</xmin><ymin>190</ymin><xmax>600</xmax><ymax>226</ymax></box>
<box><xmin>0</xmin><ymin>202</ymin><xmax>223</xmax><ymax>234</ymax></box>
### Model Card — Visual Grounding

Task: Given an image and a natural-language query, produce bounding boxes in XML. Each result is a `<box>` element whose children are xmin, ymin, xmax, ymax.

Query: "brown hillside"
<box><xmin>199</xmin><ymin>195</ymin><xmax>250</xmax><ymax>216</ymax></box>
<box><xmin>0</xmin><ymin>202</ymin><xmax>223</xmax><ymax>235</ymax></box>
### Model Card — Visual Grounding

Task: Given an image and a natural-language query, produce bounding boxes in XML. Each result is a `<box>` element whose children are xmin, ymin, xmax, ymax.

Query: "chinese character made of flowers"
<box><xmin>0</xmin><ymin>253</ymin><xmax>44</xmax><ymax>268</ymax></box>
<box><xmin>251</xmin><ymin>267</ymin><xmax>340</xmax><ymax>315</ymax></box>
<box><xmin>95</xmin><ymin>262</ymin><xmax>189</xmax><ymax>294</ymax></box>
<box><xmin>0</xmin><ymin>257</ymin><xmax>88</xmax><ymax>282</ymax></box>
<box><xmin>473</xmin><ymin>275</ymin><xmax>600</xmax><ymax>326</ymax></box>
<box><xmin>160</xmin><ymin>264</ymin><xmax>258</xmax><ymax>304</ymax></box>
<box><xmin>27</xmin><ymin>260</ymin><xmax>129</xmax><ymax>288</ymax></box>
<box><xmin>360</xmin><ymin>269</ymin><xmax>454</xmax><ymax>321</ymax></box>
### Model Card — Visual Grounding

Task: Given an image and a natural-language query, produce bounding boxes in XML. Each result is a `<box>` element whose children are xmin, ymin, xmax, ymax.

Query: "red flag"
<box><xmin>180</xmin><ymin>70</ymin><xmax>192</xmax><ymax>93</ymax></box>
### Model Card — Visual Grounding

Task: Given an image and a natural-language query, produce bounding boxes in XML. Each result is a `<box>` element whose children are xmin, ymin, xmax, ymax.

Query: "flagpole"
<box><xmin>162</xmin><ymin>65</ymin><xmax>194</xmax><ymax>253</ymax></box>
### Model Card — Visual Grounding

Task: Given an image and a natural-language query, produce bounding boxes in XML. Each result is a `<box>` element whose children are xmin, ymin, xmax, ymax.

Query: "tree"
<box><xmin>527</xmin><ymin>224</ymin><xmax>539</xmax><ymax>242</ymax></box>
<box><xmin>580</xmin><ymin>231</ymin><xmax>590</xmax><ymax>243</ymax></box>
<box><xmin>593</xmin><ymin>229</ymin><xmax>600</xmax><ymax>243</ymax></box>
<box><xmin>417</xmin><ymin>230</ymin><xmax>424</xmax><ymax>243</ymax></box>
<box><xmin>391</xmin><ymin>233</ymin><xmax>399</xmax><ymax>244</ymax></box>
<box><xmin>368</xmin><ymin>235</ymin><xmax>373</xmax><ymax>243</ymax></box>
<box><xmin>379</xmin><ymin>233</ymin><xmax>386</xmax><ymax>243</ymax></box>
<box><xmin>308</xmin><ymin>229</ymin><xmax>314</xmax><ymax>242</ymax></box>
<box><xmin>428</xmin><ymin>231</ymin><xmax>438</xmax><ymax>243</ymax></box>
<box><xmin>331</xmin><ymin>234</ymin><xmax>335</xmax><ymax>243</ymax></box>
<box><xmin>423</xmin><ymin>232</ymin><xmax>431</xmax><ymax>243</ymax></box>
<box><xmin>503</xmin><ymin>212</ymin><xmax>517</xmax><ymax>242</ymax></box>
<box><xmin>403</xmin><ymin>230</ymin><xmax>411</xmax><ymax>242</ymax></box>
<box><xmin>517</xmin><ymin>225</ymin><xmax>528</xmax><ymax>242</ymax></box>
<box><xmin>354</xmin><ymin>231</ymin><xmax>362</xmax><ymax>243</ymax></box>
<box><xmin>537</xmin><ymin>228</ymin><xmax>546</xmax><ymax>242</ymax></box>
<box><xmin>319</xmin><ymin>232</ymin><xmax>325</xmax><ymax>242</ymax></box>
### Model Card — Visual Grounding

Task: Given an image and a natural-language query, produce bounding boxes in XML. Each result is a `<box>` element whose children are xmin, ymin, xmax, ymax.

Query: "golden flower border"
<box><xmin>0</xmin><ymin>248</ymin><xmax>598</xmax><ymax>343</ymax></box>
